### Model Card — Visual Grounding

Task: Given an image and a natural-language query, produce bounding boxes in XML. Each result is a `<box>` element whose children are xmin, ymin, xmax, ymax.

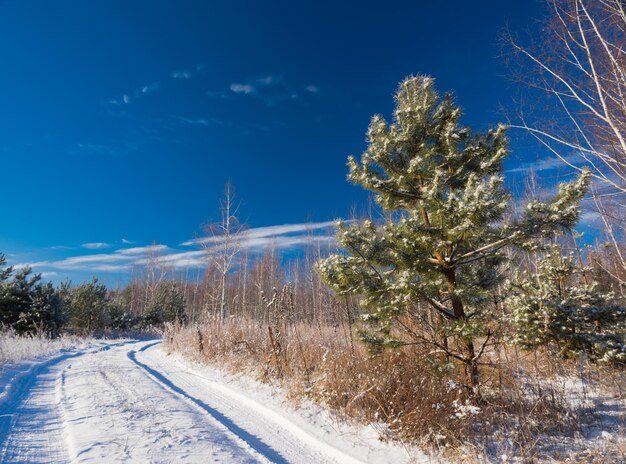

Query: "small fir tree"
<box><xmin>0</xmin><ymin>253</ymin><xmax>14</xmax><ymax>324</ymax></box>
<box><xmin>145</xmin><ymin>282</ymin><xmax>186</xmax><ymax>326</ymax></box>
<box><xmin>69</xmin><ymin>278</ymin><xmax>111</xmax><ymax>333</ymax></box>
<box><xmin>316</xmin><ymin>76</ymin><xmax>590</xmax><ymax>389</ymax></box>
<box><xmin>17</xmin><ymin>281</ymin><xmax>67</xmax><ymax>335</ymax></box>
<box><xmin>0</xmin><ymin>254</ymin><xmax>12</xmax><ymax>283</ymax></box>
<box><xmin>507</xmin><ymin>245</ymin><xmax>626</xmax><ymax>363</ymax></box>
<box><xmin>0</xmin><ymin>265</ymin><xmax>41</xmax><ymax>332</ymax></box>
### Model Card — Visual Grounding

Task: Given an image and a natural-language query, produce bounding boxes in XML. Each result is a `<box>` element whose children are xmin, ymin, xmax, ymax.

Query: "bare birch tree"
<box><xmin>509</xmin><ymin>0</ymin><xmax>626</xmax><ymax>281</ymax></box>
<box><xmin>203</xmin><ymin>181</ymin><xmax>246</xmax><ymax>323</ymax></box>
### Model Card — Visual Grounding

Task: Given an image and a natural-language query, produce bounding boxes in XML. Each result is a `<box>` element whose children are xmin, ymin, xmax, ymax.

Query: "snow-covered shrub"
<box><xmin>0</xmin><ymin>328</ymin><xmax>81</xmax><ymax>364</ymax></box>
<box><xmin>507</xmin><ymin>246</ymin><xmax>626</xmax><ymax>363</ymax></box>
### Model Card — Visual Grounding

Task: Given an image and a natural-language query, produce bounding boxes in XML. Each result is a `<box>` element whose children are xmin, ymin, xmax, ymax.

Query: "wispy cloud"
<box><xmin>228</xmin><ymin>75</ymin><xmax>318</xmax><ymax>106</ymax></box>
<box><xmin>17</xmin><ymin>222</ymin><xmax>339</xmax><ymax>275</ymax></box>
<box><xmin>105</xmin><ymin>63</ymin><xmax>203</xmax><ymax>108</ymax></box>
<box><xmin>141</xmin><ymin>82</ymin><xmax>160</xmax><ymax>94</ymax></box>
<box><xmin>14</xmin><ymin>245</ymin><xmax>169</xmax><ymax>273</ymax></box>
<box><xmin>171</xmin><ymin>70</ymin><xmax>192</xmax><ymax>79</ymax></box>
<box><xmin>40</xmin><ymin>272</ymin><xmax>58</xmax><ymax>279</ymax></box>
<box><xmin>106</xmin><ymin>79</ymin><xmax>163</xmax><ymax>108</ymax></box>
<box><xmin>507</xmin><ymin>154</ymin><xmax>582</xmax><ymax>174</ymax></box>
<box><xmin>81</xmin><ymin>242</ymin><xmax>112</xmax><ymax>250</ymax></box>
<box><xmin>135</xmin><ymin>250</ymin><xmax>206</xmax><ymax>268</ymax></box>
<box><xmin>181</xmin><ymin>220</ymin><xmax>337</xmax><ymax>246</ymax></box>
<box><xmin>170</xmin><ymin>64</ymin><xmax>206</xmax><ymax>80</ymax></box>
<box><xmin>121</xmin><ymin>238</ymin><xmax>134</xmax><ymax>245</ymax></box>
<box><xmin>115</xmin><ymin>244</ymin><xmax>168</xmax><ymax>255</ymax></box>
<box><xmin>171</xmin><ymin>115</ymin><xmax>220</xmax><ymax>127</ymax></box>
<box><xmin>230</xmin><ymin>83</ymin><xmax>255</xmax><ymax>94</ymax></box>
<box><xmin>256</xmin><ymin>75</ymin><xmax>277</xmax><ymax>85</ymax></box>
<box><xmin>578</xmin><ymin>210</ymin><xmax>604</xmax><ymax>228</ymax></box>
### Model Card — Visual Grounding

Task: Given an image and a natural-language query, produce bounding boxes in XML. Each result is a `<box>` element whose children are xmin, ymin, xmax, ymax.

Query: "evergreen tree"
<box><xmin>0</xmin><ymin>253</ymin><xmax>14</xmax><ymax>326</ymax></box>
<box><xmin>108</xmin><ymin>288</ymin><xmax>143</xmax><ymax>330</ymax></box>
<box><xmin>144</xmin><ymin>282</ymin><xmax>186</xmax><ymax>326</ymax></box>
<box><xmin>316</xmin><ymin>76</ymin><xmax>590</xmax><ymax>389</ymax></box>
<box><xmin>19</xmin><ymin>281</ymin><xmax>68</xmax><ymax>335</ymax></box>
<box><xmin>0</xmin><ymin>253</ymin><xmax>12</xmax><ymax>284</ymax></box>
<box><xmin>0</xmin><ymin>265</ymin><xmax>41</xmax><ymax>332</ymax></box>
<box><xmin>507</xmin><ymin>245</ymin><xmax>626</xmax><ymax>363</ymax></box>
<box><xmin>69</xmin><ymin>278</ymin><xmax>111</xmax><ymax>333</ymax></box>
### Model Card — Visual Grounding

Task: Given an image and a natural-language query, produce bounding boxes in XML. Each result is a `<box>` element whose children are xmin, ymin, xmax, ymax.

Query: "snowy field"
<box><xmin>0</xmin><ymin>338</ymin><xmax>430</xmax><ymax>463</ymax></box>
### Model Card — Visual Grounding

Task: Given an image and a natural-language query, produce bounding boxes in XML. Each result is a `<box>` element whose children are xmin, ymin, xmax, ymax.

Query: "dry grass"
<box><xmin>0</xmin><ymin>329</ymin><xmax>83</xmax><ymax>364</ymax></box>
<box><xmin>163</xmin><ymin>318</ymin><xmax>626</xmax><ymax>462</ymax></box>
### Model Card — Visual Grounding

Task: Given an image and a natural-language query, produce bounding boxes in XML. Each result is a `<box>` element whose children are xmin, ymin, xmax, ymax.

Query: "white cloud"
<box><xmin>578</xmin><ymin>210</ymin><xmax>603</xmax><ymax>228</ymax></box>
<box><xmin>135</xmin><ymin>250</ymin><xmax>205</xmax><ymax>268</ymax></box>
<box><xmin>89</xmin><ymin>264</ymin><xmax>130</xmax><ymax>272</ymax></box>
<box><xmin>171</xmin><ymin>70</ymin><xmax>192</xmax><ymax>79</ymax></box>
<box><xmin>121</xmin><ymin>238</ymin><xmax>134</xmax><ymax>244</ymax></box>
<box><xmin>172</xmin><ymin>116</ymin><xmax>217</xmax><ymax>127</ymax></box>
<box><xmin>230</xmin><ymin>83</ymin><xmax>255</xmax><ymax>94</ymax></box>
<box><xmin>228</xmin><ymin>75</ymin><xmax>315</xmax><ymax>106</ymax></box>
<box><xmin>115</xmin><ymin>245</ymin><xmax>168</xmax><ymax>255</ymax></box>
<box><xmin>81</xmin><ymin>242</ymin><xmax>112</xmax><ymax>249</ymax></box>
<box><xmin>181</xmin><ymin>220</ymin><xmax>337</xmax><ymax>246</ymax></box>
<box><xmin>235</xmin><ymin>234</ymin><xmax>335</xmax><ymax>252</ymax></box>
<box><xmin>55</xmin><ymin>253</ymin><xmax>128</xmax><ymax>266</ymax></box>
<box><xmin>170</xmin><ymin>65</ymin><xmax>205</xmax><ymax>80</ymax></box>
<box><xmin>107</xmin><ymin>81</ymin><xmax>161</xmax><ymax>109</ymax></box>
<box><xmin>256</xmin><ymin>75</ymin><xmax>277</xmax><ymax>85</ymax></box>
<box><xmin>17</xmin><ymin>222</ymin><xmax>340</xmax><ymax>274</ymax></box>
<box><xmin>12</xmin><ymin>263</ymin><xmax>37</xmax><ymax>271</ymax></box>
<box><xmin>141</xmin><ymin>82</ymin><xmax>160</xmax><ymax>94</ymax></box>
<box><xmin>507</xmin><ymin>154</ymin><xmax>582</xmax><ymax>174</ymax></box>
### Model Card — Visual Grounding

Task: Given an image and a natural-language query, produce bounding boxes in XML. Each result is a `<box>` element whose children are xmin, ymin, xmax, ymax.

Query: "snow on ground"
<box><xmin>0</xmin><ymin>339</ymin><xmax>433</xmax><ymax>463</ymax></box>
<box><xmin>533</xmin><ymin>372</ymin><xmax>626</xmax><ymax>462</ymax></box>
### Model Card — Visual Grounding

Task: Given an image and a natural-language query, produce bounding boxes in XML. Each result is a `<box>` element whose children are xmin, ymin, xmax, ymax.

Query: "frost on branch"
<box><xmin>506</xmin><ymin>246</ymin><xmax>626</xmax><ymax>364</ymax></box>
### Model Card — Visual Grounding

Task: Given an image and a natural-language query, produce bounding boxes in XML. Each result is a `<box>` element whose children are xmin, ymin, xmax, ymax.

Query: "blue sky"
<box><xmin>0</xmin><ymin>0</ymin><xmax>591</xmax><ymax>284</ymax></box>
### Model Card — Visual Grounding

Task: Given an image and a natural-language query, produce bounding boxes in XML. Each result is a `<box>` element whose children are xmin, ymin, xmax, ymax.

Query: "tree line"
<box><xmin>0</xmin><ymin>254</ymin><xmax>185</xmax><ymax>335</ymax></box>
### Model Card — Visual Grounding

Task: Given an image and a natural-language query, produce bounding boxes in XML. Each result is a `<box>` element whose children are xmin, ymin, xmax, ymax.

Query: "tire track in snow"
<box><xmin>0</xmin><ymin>340</ymin><xmax>136</xmax><ymax>463</ymax></box>
<box><xmin>59</xmin><ymin>339</ymin><xmax>264</xmax><ymax>463</ymax></box>
<box><xmin>128</xmin><ymin>342</ymin><xmax>287</xmax><ymax>464</ymax></box>
<box><xmin>134</xmin><ymin>341</ymin><xmax>369</xmax><ymax>464</ymax></box>
<box><xmin>2</xmin><ymin>339</ymin><xmax>420</xmax><ymax>463</ymax></box>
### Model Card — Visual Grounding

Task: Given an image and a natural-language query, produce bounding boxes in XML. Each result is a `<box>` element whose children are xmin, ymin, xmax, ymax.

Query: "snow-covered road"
<box><xmin>0</xmin><ymin>339</ymin><xmax>425</xmax><ymax>463</ymax></box>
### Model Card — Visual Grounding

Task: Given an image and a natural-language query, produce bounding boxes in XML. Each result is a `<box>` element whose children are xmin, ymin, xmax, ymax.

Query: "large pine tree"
<box><xmin>316</xmin><ymin>76</ymin><xmax>590</xmax><ymax>390</ymax></box>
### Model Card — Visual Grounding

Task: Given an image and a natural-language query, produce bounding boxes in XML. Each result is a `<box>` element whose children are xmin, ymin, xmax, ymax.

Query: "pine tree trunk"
<box><xmin>443</xmin><ymin>267</ymin><xmax>480</xmax><ymax>391</ymax></box>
